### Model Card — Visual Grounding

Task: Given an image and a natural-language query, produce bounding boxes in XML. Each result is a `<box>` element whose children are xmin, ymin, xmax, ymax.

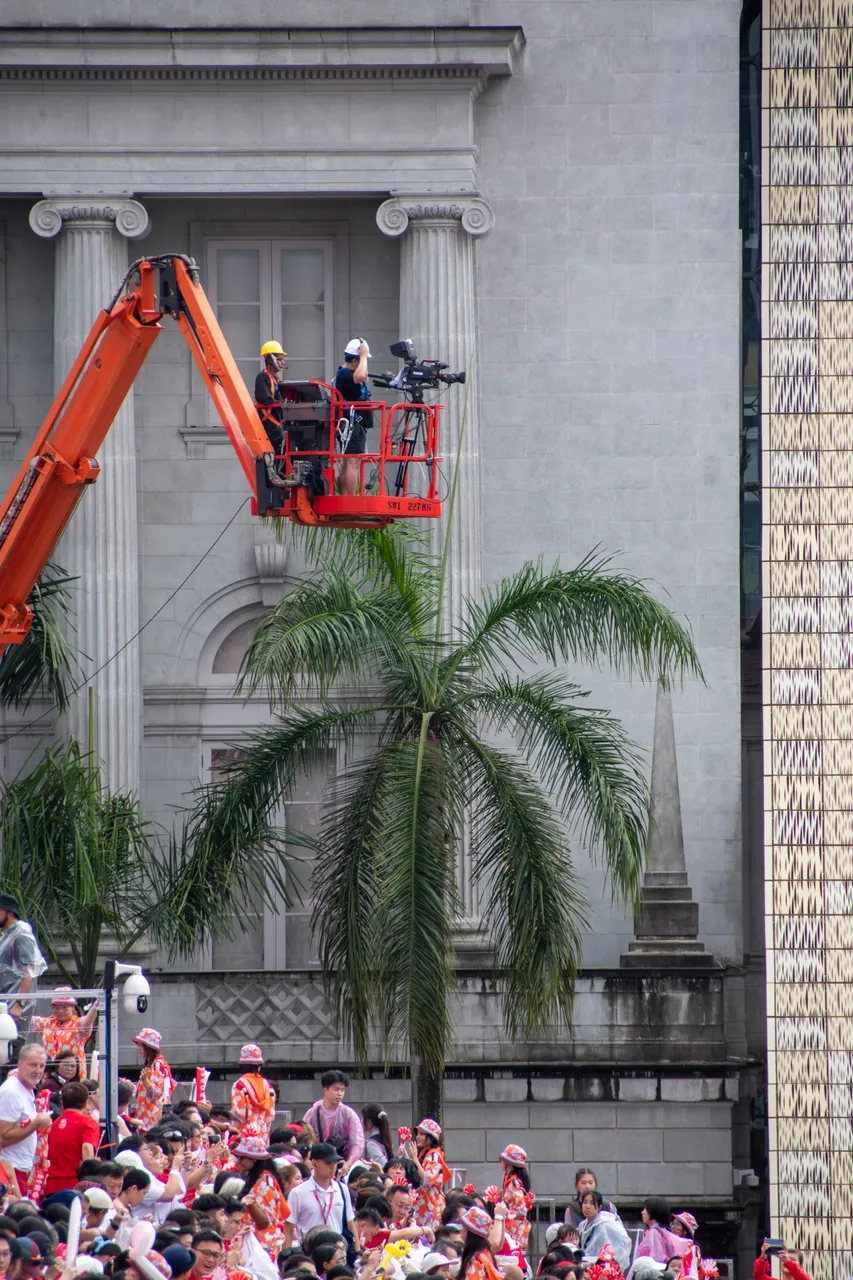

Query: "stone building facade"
<box><xmin>0</xmin><ymin>1</ymin><xmax>764</xmax><ymax>1274</ymax></box>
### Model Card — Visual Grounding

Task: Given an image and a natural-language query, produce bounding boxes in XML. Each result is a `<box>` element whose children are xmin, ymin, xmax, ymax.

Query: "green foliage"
<box><xmin>184</xmin><ymin>522</ymin><xmax>702</xmax><ymax>1074</ymax></box>
<box><xmin>0</xmin><ymin>738</ymin><xmax>294</xmax><ymax>987</ymax></box>
<box><xmin>0</xmin><ymin>564</ymin><xmax>77</xmax><ymax>713</ymax></box>
<box><xmin>0</xmin><ymin>741</ymin><xmax>152</xmax><ymax>987</ymax></box>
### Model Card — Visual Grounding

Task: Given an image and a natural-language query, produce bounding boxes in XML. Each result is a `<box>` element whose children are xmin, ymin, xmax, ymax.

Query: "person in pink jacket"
<box><xmin>631</xmin><ymin>1198</ymin><xmax>691</xmax><ymax>1269</ymax></box>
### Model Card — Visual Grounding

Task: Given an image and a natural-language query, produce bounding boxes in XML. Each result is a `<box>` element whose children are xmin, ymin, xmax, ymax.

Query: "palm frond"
<box><xmin>444</xmin><ymin>721</ymin><xmax>584</xmax><ymax>1042</ymax></box>
<box><xmin>453</xmin><ymin>553</ymin><xmax>702</xmax><ymax>686</ymax></box>
<box><xmin>312</xmin><ymin>747</ymin><xmax>396</xmax><ymax>1062</ymax></box>
<box><xmin>0</xmin><ymin>563</ymin><xmax>77</xmax><ymax>712</ymax></box>
<box><xmin>154</xmin><ymin>705</ymin><xmax>378</xmax><ymax>959</ymax></box>
<box><xmin>237</xmin><ymin>565</ymin><xmax>420</xmax><ymax>704</ymax></box>
<box><xmin>453</xmin><ymin>674</ymin><xmax>649</xmax><ymax>907</ymax></box>
<box><xmin>372</xmin><ymin>730</ymin><xmax>460</xmax><ymax>1073</ymax></box>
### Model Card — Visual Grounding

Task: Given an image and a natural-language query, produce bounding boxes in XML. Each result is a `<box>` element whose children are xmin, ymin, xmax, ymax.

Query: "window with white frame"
<box><xmin>206</xmin><ymin>239</ymin><xmax>334</xmax><ymax>398</ymax></box>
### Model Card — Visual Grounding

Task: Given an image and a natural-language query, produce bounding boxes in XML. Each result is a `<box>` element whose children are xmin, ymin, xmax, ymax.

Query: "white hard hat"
<box><xmin>344</xmin><ymin>337</ymin><xmax>371</xmax><ymax>358</ymax></box>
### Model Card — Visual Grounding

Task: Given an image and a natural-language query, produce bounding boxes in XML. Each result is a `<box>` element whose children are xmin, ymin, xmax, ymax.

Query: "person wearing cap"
<box><xmin>10</xmin><ymin>1235</ymin><xmax>48</xmax><ymax>1279</ymax></box>
<box><xmin>457</xmin><ymin>1207</ymin><xmax>502</xmax><ymax>1280</ymax></box>
<box><xmin>334</xmin><ymin>338</ymin><xmax>373</xmax><ymax>496</ymax></box>
<box><xmin>44</xmin><ymin>1081</ymin><xmax>101</xmax><ymax>1195</ymax></box>
<box><xmin>233</xmin><ymin>1127</ymin><xmax>293</xmax><ymax>1258</ymax></box>
<box><xmin>403</xmin><ymin>1120</ymin><xmax>451</xmax><ymax>1231</ymax></box>
<box><xmin>161</xmin><ymin>1244</ymin><xmax>196</xmax><ymax>1280</ymax></box>
<box><xmin>0</xmin><ymin>894</ymin><xmax>47</xmax><ymax>1019</ymax></box>
<box><xmin>231</xmin><ymin>1045</ymin><xmax>276</xmax><ymax>1146</ymax></box>
<box><xmin>78</xmin><ymin>1185</ymin><xmax>116</xmax><ymax>1243</ymax></box>
<box><xmin>669</xmin><ymin>1212</ymin><xmax>700</xmax><ymax>1279</ymax></box>
<box><xmin>30</xmin><ymin>989</ymin><xmax>97</xmax><ymax>1086</ymax></box>
<box><xmin>284</xmin><ymin>1142</ymin><xmax>354</xmax><ymax>1243</ymax></box>
<box><xmin>422</xmin><ymin>1251</ymin><xmax>456</xmax><ymax>1279</ymax></box>
<box><xmin>255</xmin><ymin>340</ymin><xmax>298</xmax><ymax>489</ymax></box>
<box><xmin>130</xmin><ymin>1029</ymin><xmax>175</xmax><ymax>1133</ymax></box>
<box><xmin>495</xmin><ymin>1145</ymin><xmax>533</xmax><ymax>1254</ymax></box>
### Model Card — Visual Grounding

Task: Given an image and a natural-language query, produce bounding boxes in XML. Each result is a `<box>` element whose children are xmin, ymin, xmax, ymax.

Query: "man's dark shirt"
<box><xmin>334</xmin><ymin>365</ymin><xmax>373</xmax><ymax>432</ymax></box>
<box><xmin>254</xmin><ymin>369</ymin><xmax>285</xmax><ymax>423</ymax></box>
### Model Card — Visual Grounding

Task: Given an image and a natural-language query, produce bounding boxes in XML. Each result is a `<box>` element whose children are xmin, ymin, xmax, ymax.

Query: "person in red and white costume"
<box><xmin>130</xmin><ymin>1028</ymin><xmax>175</xmax><ymax>1133</ymax></box>
<box><xmin>404</xmin><ymin>1118</ymin><xmax>451</xmax><ymax>1230</ymax></box>
<box><xmin>30</xmin><ymin>986</ymin><xmax>97</xmax><ymax>1079</ymax></box>
<box><xmin>458</xmin><ymin>1206</ymin><xmax>504</xmax><ymax>1280</ymax></box>
<box><xmin>497</xmin><ymin>1144</ymin><xmax>534</xmax><ymax>1253</ymax></box>
<box><xmin>234</xmin><ymin>1128</ymin><xmax>294</xmax><ymax>1258</ymax></box>
<box><xmin>231</xmin><ymin>1044</ymin><xmax>276</xmax><ymax>1145</ymax></box>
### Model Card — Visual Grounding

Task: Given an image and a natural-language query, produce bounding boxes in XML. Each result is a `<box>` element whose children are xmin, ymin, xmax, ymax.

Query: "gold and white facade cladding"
<box><xmin>763</xmin><ymin>3</ymin><xmax>853</xmax><ymax>1276</ymax></box>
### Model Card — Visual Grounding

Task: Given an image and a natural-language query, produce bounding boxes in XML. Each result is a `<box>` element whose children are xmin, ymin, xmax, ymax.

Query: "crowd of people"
<box><xmin>0</xmin><ymin>894</ymin><xmax>808</xmax><ymax>1280</ymax></box>
<box><xmin>0</xmin><ymin>1018</ymin><xmax>812</xmax><ymax>1280</ymax></box>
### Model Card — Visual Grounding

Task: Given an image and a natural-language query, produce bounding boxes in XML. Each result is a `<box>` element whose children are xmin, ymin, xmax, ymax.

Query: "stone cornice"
<box><xmin>0</xmin><ymin>26</ymin><xmax>524</xmax><ymax>83</ymax></box>
<box><xmin>29</xmin><ymin>197</ymin><xmax>149</xmax><ymax>238</ymax></box>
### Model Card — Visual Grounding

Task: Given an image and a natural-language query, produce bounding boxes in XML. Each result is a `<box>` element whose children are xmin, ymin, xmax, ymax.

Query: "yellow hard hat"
<box><xmin>260</xmin><ymin>340</ymin><xmax>286</xmax><ymax>357</ymax></box>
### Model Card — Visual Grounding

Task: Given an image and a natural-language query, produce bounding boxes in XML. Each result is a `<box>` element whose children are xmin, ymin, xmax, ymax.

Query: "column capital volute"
<box><xmin>376</xmin><ymin>194</ymin><xmax>494</xmax><ymax>239</ymax></box>
<box><xmin>29</xmin><ymin>198</ymin><xmax>149</xmax><ymax>240</ymax></box>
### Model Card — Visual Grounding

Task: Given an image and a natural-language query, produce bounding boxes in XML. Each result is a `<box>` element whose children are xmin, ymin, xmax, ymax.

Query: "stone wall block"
<box><xmin>618</xmin><ymin>1077</ymin><xmax>658</xmax><ymax>1102</ymax></box>
<box><xmin>484</xmin><ymin>1077</ymin><xmax>529</xmax><ymax>1103</ymax></box>
<box><xmin>530</xmin><ymin>1077</ymin><xmax>566</xmax><ymax>1102</ymax></box>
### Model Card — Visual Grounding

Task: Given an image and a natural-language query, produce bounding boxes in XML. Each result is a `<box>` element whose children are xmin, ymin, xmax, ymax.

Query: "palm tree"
<box><xmin>182</xmin><ymin>525</ymin><xmax>701</xmax><ymax>1120</ymax></box>
<box><xmin>0</xmin><ymin>736</ymin><xmax>290</xmax><ymax>989</ymax></box>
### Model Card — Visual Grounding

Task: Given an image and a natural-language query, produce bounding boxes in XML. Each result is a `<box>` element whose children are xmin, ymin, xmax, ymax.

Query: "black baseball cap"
<box><xmin>310</xmin><ymin>1142</ymin><xmax>340</xmax><ymax>1163</ymax></box>
<box><xmin>0</xmin><ymin>894</ymin><xmax>21</xmax><ymax>916</ymax></box>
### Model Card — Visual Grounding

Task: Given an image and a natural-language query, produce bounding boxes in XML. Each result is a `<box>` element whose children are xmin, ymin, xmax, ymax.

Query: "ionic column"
<box><xmin>29</xmin><ymin>198</ymin><xmax>149</xmax><ymax>796</ymax></box>
<box><xmin>378</xmin><ymin>195</ymin><xmax>493</xmax><ymax>924</ymax></box>
<box><xmin>376</xmin><ymin>195</ymin><xmax>493</xmax><ymax>637</ymax></box>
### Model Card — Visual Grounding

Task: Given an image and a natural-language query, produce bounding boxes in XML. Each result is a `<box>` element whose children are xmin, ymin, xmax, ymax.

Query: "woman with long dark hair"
<box><xmin>130</xmin><ymin>1028</ymin><xmax>175</xmax><ymax>1133</ymax></box>
<box><xmin>496</xmin><ymin>1144</ymin><xmax>533</xmax><ymax>1253</ymax></box>
<box><xmin>235</xmin><ymin>1129</ymin><xmax>295</xmax><ymax>1257</ymax></box>
<box><xmin>361</xmin><ymin>1105</ymin><xmax>393</xmax><ymax>1164</ymax></box>
<box><xmin>405</xmin><ymin>1119</ymin><xmax>451</xmax><ymax>1229</ymax></box>
<box><xmin>457</xmin><ymin>1206</ymin><xmax>502</xmax><ymax>1280</ymax></box>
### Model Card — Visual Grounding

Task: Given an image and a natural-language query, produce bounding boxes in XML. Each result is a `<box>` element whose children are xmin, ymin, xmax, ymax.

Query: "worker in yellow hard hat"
<box><xmin>255</xmin><ymin>341</ymin><xmax>295</xmax><ymax>488</ymax></box>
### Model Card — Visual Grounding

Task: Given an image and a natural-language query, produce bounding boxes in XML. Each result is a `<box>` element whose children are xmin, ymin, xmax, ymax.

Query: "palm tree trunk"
<box><xmin>411</xmin><ymin>1044</ymin><xmax>443</xmax><ymax>1126</ymax></box>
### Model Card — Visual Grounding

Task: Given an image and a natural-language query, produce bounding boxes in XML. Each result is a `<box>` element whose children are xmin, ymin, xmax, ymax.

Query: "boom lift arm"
<box><xmin>0</xmin><ymin>255</ymin><xmax>442</xmax><ymax>657</ymax></box>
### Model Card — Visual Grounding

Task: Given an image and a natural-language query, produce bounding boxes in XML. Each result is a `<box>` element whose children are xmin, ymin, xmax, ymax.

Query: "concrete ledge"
<box><xmin>0</xmin><ymin>27</ymin><xmax>525</xmax><ymax>77</ymax></box>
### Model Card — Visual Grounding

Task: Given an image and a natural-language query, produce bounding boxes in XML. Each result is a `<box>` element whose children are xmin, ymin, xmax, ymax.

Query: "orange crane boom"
<box><xmin>0</xmin><ymin>255</ymin><xmax>442</xmax><ymax>657</ymax></box>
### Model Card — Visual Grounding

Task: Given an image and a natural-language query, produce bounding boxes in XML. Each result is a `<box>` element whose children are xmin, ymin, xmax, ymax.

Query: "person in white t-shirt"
<box><xmin>0</xmin><ymin>1044</ymin><xmax>50</xmax><ymax>1196</ymax></box>
<box><xmin>285</xmin><ymin>1143</ymin><xmax>355</xmax><ymax>1242</ymax></box>
<box><xmin>115</xmin><ymin>1140</ymin><xmax>184</xmax><ymax>1222</ymax></box>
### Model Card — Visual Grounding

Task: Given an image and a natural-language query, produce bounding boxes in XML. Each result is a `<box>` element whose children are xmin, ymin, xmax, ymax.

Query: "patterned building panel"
<box><xmin>764</xmin><ymin>1</ymin><xmax>853</xmax><ymax>1275</ymax></box>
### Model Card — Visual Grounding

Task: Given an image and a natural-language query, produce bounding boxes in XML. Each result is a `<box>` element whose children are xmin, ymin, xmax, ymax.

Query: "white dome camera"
<box><xmin>123</xmin><ymin>969</ymin><xmax>151</xmax><ymax>1015</ymax></box>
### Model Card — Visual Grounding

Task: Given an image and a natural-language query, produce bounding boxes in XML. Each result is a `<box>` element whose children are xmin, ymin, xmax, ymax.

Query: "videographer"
<box><xmin>335</xmin><ymin>338</ymin><xmax>374</xmax><ymax>496</ymax></box>
<box><xmin>754</xmin><ymin>1239</ymin><xmax>811</xmax><ymax>1280</ymax></box>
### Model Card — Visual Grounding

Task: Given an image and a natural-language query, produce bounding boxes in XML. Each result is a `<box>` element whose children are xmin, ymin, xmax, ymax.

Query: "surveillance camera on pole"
<box><xmin>121</xmin><ymin>969</ymin><xmax>150</xmax><ymax>1015</ymax></box>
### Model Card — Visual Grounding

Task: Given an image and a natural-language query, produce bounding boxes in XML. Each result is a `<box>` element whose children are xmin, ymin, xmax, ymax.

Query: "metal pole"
<box><xmin>102</xmin><ymin>961</ymin><xmax>118</xmax><ymax>1148</ymax></box>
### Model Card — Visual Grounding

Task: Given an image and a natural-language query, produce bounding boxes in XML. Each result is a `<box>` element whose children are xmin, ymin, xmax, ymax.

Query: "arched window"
<box><xmin>198</xmin><ymin>608</ymin><xmax>333</xmax><ymax>972</ymax></box>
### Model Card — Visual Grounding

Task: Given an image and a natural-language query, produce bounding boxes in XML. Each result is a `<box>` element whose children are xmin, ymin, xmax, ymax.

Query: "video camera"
<box><xmin>372</xmin><ymin>338</ymin><xmax>466</xmax><ymax>402</ymax></box>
